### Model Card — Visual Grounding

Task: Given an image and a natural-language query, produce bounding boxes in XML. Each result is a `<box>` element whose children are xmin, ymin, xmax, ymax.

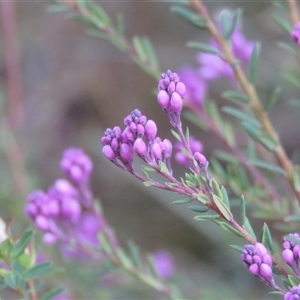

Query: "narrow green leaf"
<box><xmin>248</xmin><ymin>42</ymin><xmax>261</xmax><ymax>84</ymax></box>
<box><xmin>187</xmin><ymin>42</ymin><xmax>221</xmax><ymax>55</ymax></box>
<box><xmin>243</xmin><ymin>217</ymin><xmax>257</xmax><ymax>241</ymax></box>
<box><xmin>89</xmin><ymin>3</ymin><xmax>112</xmax><ymax>27</ymax></box>
<box><xmin>213</xmin><ymin>220</ymin><xmax>244</xmax><ymax>238</ymax></box>
<box><xmin>41</xmin><ymin>288</ymin><xmax>65</xmax><ymax>300</ymax></box>
<box><xmin>98</xmin><ymin>232</ymin><xmax>112</xmax><ymax>254</ymax></box>
<box><xmin>249</xmin><ymin>159</ymin><xmax>285</xmax><ymax>175</ymax></box>
<box><xmin>204</xmin><ymin>101</ymin><xmax>223</xmax><ymax>130</ymax></box>
<box><xmin>23</xmin><ymin>262</ymin><xmax>52</xmax><ymax>280</ymax></box>
<box><xmin>284</xmin><ymin>215</ymin><xmax>300</xmax><ymax>222</ymax></box>
<box><xmin>116</xmin><ymin>13</ymin><xmax>124</xmax><ymax>36</ymax></box>
<box><xmin>128</xmin><ymin>240</ymin><xmax>142</xmax><ymax>268</ymax></box>
<box><xmin>87</xmin><ymin>29</ymin><xmax>109</xmax><ymax>40</ymax></box>
<box><xmin>278</xmin><ymin>42</ymin><xmax>297</xmax><ymax>55</ymax></box>
<box><xmin>264</xmin><ymin>86</ymin><xmax>281</xmax><ymax>111</ymax></box>
<box><xmin>210</xmin><ymin>158</ymin><xmax>226</xmax><ymax>180</ymax></box>
<box><xmin>159</xmin><ymin>161</ymin><xmax>170</xmax><ymax>174</ymax></box>
<box><xmin>11</xmin><ymin>230</ymin><xmax>35</xmax><ymax>259</ymax></box>
<box><xmin>188</xmin><ymin>205</ymin><xmax>209</xmax><ymax>213</ymax></box>
<box><xmin>271</xmin><ymin>13</ymin><xmax>293</xmax><ymax>33</ymax></box>
<box><xmin>143</xmin><ymin>181</ymin><xmax>154</xmax><ymax>187</ymax></box>
<box><xmin>272</xmin><ymin>0</ymin><xmax>289</xmax><ymax>14</ymax></box>
<box><xmin>172</xmin><ymin>198</ymin><xmax>194</xmax><ymax>204</ymax></box>
<box><xmin>171</xmin><ymin>6</ymin><xmax>208</xmax><ymax>29</ymax></box>
<box><xmin>214</xmin><ymin>150</ymin><xmax>238</xmax><ymax>164</ymax></box>
<box><xmin>4</xmin><ymin>271</ymin><xmax>19</xmax><ymax>290</ymax></box>
<box><xmin>240</xmin><ymin>195</ymin><xmax>246</xmax><ymax>226</ymax></box>
<box><xmin>221</xmin><ymin>187</ymin><xmax>230</xmax><ymax>210</ymax></box>
<box><xmin>171</xmin><ymin>129</ymin><xmax>181</xmax><ymax>141</ymax></box>
<box><xmin>260</xmin><ymin>223</ymin><xmax>275</xmax><ymax>254</ymax></box>
<box><xmin>288</xmin><ymin>275</ymin><xmax>300</xmax><ymax>287</ymax></box>
<box><xmin>115</xmin><ymin>249</ymin><xmax>133</xmax><ymax>269</ymax></box>
<box><xmin>142</xmin><ymin>37</ymin><xmax>159</xmax><ymax>70</ymax></box>
<box><xmin>229</xmin><ymin>244</ymin><xmax>244</xmax><ymax>253</ymax></box>
<box><xmin>283</xmin><ymin>73</ymin><xmax>300</xmax><ymax>90</ymax></box>
<box><xmin>219</xmin><ymin>10</ymin><xmax>232</xmax><ymax>40</ymax></box>
<box><xmin>221</xmin><ymin>90</ymin><xmax>250</xmax><ymax>104</ymax></box>
<box><xmin>223</xmin><ymin>122</ymin><xmax>235</xmax><ymax>146</ymax></box>
<box><xmin>47</xmin><ymin>4</ymin><xmax>69</xmax><ymax>13</ymax></box>
<box><xmin>242</xmin><ymin>121</ymin><xmax>260</xmax><ymax>140</ymax></box>
<box><xmin>193</xmin><ymin>214</ymin><xmax>219</xmax><ymax>221</ymax></box>
<box><xmin>212</xmin><ymin>195</ymin><xmax>232</xmax><ymax>221</ymax></box>
<box><xmin>292</xmin><ymin>165</ymin><xmax>300</xmax><ymax>192</ymax></box>
<box><xmin>211</xmin><ymin>179</ymin><xmax>223</xmax><ymax>200</ymax></box>
<box><xmin>222</xmin><ymin>106</ymin><xmax>259</xmax><ymax>127</ymax></box>
<box><xmin>132</xmin><ymin>36</ymin><xmax>147</xmax><ymax>63</ymax></box>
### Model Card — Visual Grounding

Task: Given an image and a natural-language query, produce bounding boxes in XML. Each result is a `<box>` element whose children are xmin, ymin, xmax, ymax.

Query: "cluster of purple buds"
<box><xmin>241</xmin><ymin>242</ymin><xmax>274</xmax><ymax>286</ymax></box>
<box><xmin>285</xmin><ymin>284</ymin><xmax>300</xmax><ymax>300</ymax></box>
<box><xmin>282</xmin><ymin>233</ymin><xmax>300</xmax><ymax>277</ymax></box>
<box><xmin>291</xmin><ymin>23</ymin><xmax>300</xmax><ymax>46</ymax></box>
<box><xmin>175</xmin><ymin>136</ymin><xmax>203</xmax><ymax>167</ymax></box>
<box><xmin>102</xmin><ymin>109</ymin><xmax>173</xmax><ymax>173</ymax></box>
<box><xmin>25</xmin><ymin>148</ymin><xmax>96</xmax><ymax>245</ymax></box>
<box><xmin>157</xmin><ymin>70</ymin><xmax>186</xmax><ymax>127</ymax></box>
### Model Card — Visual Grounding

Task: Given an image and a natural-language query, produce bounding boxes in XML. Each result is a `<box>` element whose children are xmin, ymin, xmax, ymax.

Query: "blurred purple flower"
<box><xmin>291</xmin><ymin>22</ymin><xmax>300</xmax><ymax>46</ymax></box>
<box><xmin>177</xmin><ymin>67</ymin><xmax>207</xmax><ymax>107</ymax></box>
<box><xmin>153</xmin><ymin>250</ymin><xmax>174</xmax><ymax>280</ymax></box>
<box><xmin>175</xmin><ymin>136</ymin><xmax>203</xmax><ymax>167</ymax></box>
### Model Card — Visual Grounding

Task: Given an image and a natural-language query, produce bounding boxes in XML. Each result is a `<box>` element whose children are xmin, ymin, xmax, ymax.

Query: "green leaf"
<box><xmin>271</xmin><ymin>13</ymin><xmax>293</xmax><ymax>33</ymax></box>
<box><xmin>142</xmin><ymin>37</ymin><xmax>159</xmax><ymax>70</ymax></box>
<box><xmin>278</xmin><ymin>42</ymin><xmax>297</xmax><ymax>55</ymax></box>
<box><xmin>240</xmin><ymin>195</ymin><xmax>246</xmax><ymax>226</ymax></box>
<box><xmin>284</xmin><ymin>215</ymin><xmax>300</xmax><ymax>222</ymax></box>
<box><xmin>172</xmin><ymin>198</ymin><xmax>194</xmax><ymax>204</ymax></box>
<box><xmin>211</xmin><ymin>179</ymin><xmax>223</xmax><ymax>200</ymax></box>
<box><xmin>115</xmin><ymin>249</ymin><xmax>133</xmax><ymax>269</ymax></box>
<box><xmin>243</xmin><ymin>217</ymin><xmax>257</xmax><ymax>241</ymax></box>
<box><xmin>248</xmin><ymin>42</ymin><xmax>261</xmax><ymax>84</ymax></box>
<box><xmin>128</xmin><ymin>240</ymin><xmax>142</xmax><ymax>268</ymax></box>
<box><xmin>219</xmin><ymin>9</ymin><xmax>241</xmax><ymax>40</ymax></box>
<box><xmin>212</xmin><ymin>195</ymin><xmax>232</xmax><ymax>221</ymax></box>
<box><xmin>260</xmin><ymin>223</ymin><xmax>275</xmax><ymax>254</ymax></box>
<box><xmin>41</xmin><ymin>288</ymin><xmax>66</xmax><ymax>300</ymax></box>
<box><xmin>116</xmin><ymin>13</ymin><xmax>124</xmax><ymax>36</ymax></box>
<box><xmin>249</xmin><ymin>159</ymin><xmax>285</xmax><ymax>175</ymax></box>
<box><xmin>210</xmin><ymin>158</ymin><xmax>226</xmax><ymax>180</ymax></box>
<box><xmin>132</xmin><ymin>36</ymin><xmax>147</xmax><ymax>63</ymax></box>
<box><xmin>4</xmin><ymin>271</ymin><xmax>19</xmax><ymax>290</ymax></box>
<box><xmin>204</xmin><ymin>101</ymin><xmax>223</xmax><ymax>130</ymax></box>
<box><xmin>11</xmin><ymin>230</ymin><xmax>35</xmax><ymax>259</ymax></box>
<box><xmin>86</xmin><ymin>29</ymin><xmax>109</xmax><ymax>40</ymax></box>
<box><xmin>229</xmin><ymin>244</ymin><xmax>244</xmax><ymax>253</ymax></box>
<box><xmin>283</xmin><ymin>73</ymin><xmax>300</xmax><ymax>90</ymax></box>
<box><xmin>264</xmin><ymin>86</ymin><xmax>281</xmax><ymax>111</ymax></box>
<box><xmin>221</xmin><ymin>90</ymin><xmax>250</xmax><ymax>104</ymax></box>
<box><xmin>23</xmin><ymin>262</ymin><xmax>52</xmax><ymax>280</ymax></box>
<box><xmin>214</xmin><ymin>150</ymin><xmax>238</xmax><ymax>164</ymax></box>
<box><xmin>98</xmin><ymin>232</ymin><xmax>112</xmax><ymax>254</ymax></box>
<box><xmin>143</xmin><ymin>181</ymin><xmax>154</xmax><ymax>187</ymax></box>
<box><xmin>292</xmin><ymin>165</ymin><xmax>300</xmax><ymax>192</ymax></box>
<box><xmin>220</xmin><ymin>187</ymin><xmax>230</xmax><ymax>210</ymax></box>
<box><xmin>222</xmin><ymin>106</ymin><xmax>259</xmax><ymax>127</ymax></box>
<box><xmin>171</xmin><ymin>6</ymin><xmax>208</xmax><ymax>29</ymax></box>
<box><xmin>187</xmin><ymin>42</ymin><xmax>221</xmax><ymax>55</ymax></box>
<box><xmin>188</xmin><ymin>205</ymin><xmax>209</xmax><ymax>213</ymax></box>
<box><xmin>272</xmin><ymin>0</ymin><xmax>289</xmax><ymax>14</ymax></box>
<box><xmin>159</xmin><ymin>161</ymin><xmax>170</xmax><ymax>174</ymax></box>
<box><xmin>171</xmin><ymin>129</ymin><xmax>181</xmax><ymax>141</ymax></box>
<box><xmin>213</xmin><ymin>220</ymin><xmax>244</xmax><ymax>238</ymax></box>
<box><xmin>193</xmin><ymin>214</ymin><xmax>219</xmax><ymax>221</ymax></box>
<box><xmin>288</xmin><ymin>275</ymin><xmax>300</xmax><ymax>287</ymax></box>
<box><xmin>47</xmin><ymin>4</ymin><xmax>69</xmax><ymax>13</ymax></box>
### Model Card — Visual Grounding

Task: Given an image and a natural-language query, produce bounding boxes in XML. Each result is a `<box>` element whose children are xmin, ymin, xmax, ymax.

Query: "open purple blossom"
<box><xmin>285</xmin><ymin>284</ymin><xmax>300</xmax><ymax>300</ymax></box>
<box><xmin>291</xmin><ymin>23</ymin><xmax>300</xmax><ymax>46</ymax></box>
<box><xmin>198</xmin><ymin>29</ymin><xmax>254</xmax><ymax>82</ymax></box>
<box><xmin>153</xmin><ymin>250</ymin><xmax>174</xmax><ymax>280</ymax></box>
<box><xmin>177</xmin><ymin>67</ymin><xmax>207</xmax><ymax>108</ymax></box>
<box><xmin>175</xmin><ymin>136</ymin><xmax>203</xmax><ymax>167</ymax></box>
<box><xmin>241</xmin><ymin>243</ymin><xmax>278</xmax><ymax>288</ymax></box>
<box><xmin>282</xmin><ymin>233</ymin><xmax>300</xmax><ymax>276</ymax></box>
<box><xmin>157</xmin><ymin>70</ymin><xmax>186</xmax><ymax>127</ymax></box>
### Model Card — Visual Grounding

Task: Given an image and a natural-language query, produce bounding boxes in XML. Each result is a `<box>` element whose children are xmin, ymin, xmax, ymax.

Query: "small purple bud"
<box><xmin>170</xmin><ymin>92</ymin><xmax>183</xmax><ymax>113</ymax></box>
<box><xmin>43</xmin><ymin>233</ymin><xmax>58</xmax><ymax>245</ymax></box>
<box><xmin>145</xmin><ymin>120</ymin><xmax>157</xmax><ymax>140</ymax></box>
<box><xmin>102</xmin><ymin>145</ymin><xmax>116</xmax><ymax>161</ymax></box>
<box><xmin>120</xmin><ymin>143</ymin><xmax>133</xmax><ymax>163</ymax></box>
<box><xmin>163</xmin><ymin>139</ymin><xmax>172</xmax><ymax>157</ymax></box>
<box><xmin>25</xmin><ymin>203</ymin><xmax>38</xmax><ymax>219</ymax></box>
<box><xmin>133</xmin><ymin>138</ymin><xmax>147</xmax><ymax>157</ymax></box>
<box><xmin>35</xmin><ymin>215</ymin><xmax>49</xmax><ymax>231</ymax></box>
<box><xmin>152</xmin><ymin>143</ymin><xmax>162</xmax><ymax>161</ymax></box>
<box><xmin>291</xmin><ymin>23</ymin><xmax>300</xmax><ymax>46</ymax></box>
<box><xmin>130</xmin><ymin>122</ymin><xmax>137</xmax><ymax>133</ymax></box>
<box><xmin>167</xmin><ymin>81</ymin><xmax>176</xmax><ymax>94</ymax></box>
<box><xmin>175</xmin><ymin>82</ymin><xmax>186</xmax><ymax>97</ymax></box>
<box><xmin>53</xmin><ymin>179</ymin><xmax>77</xmax><ymax>197</ymax></box>
<box><xmin>255</xmin><ymin>242</ymin><xmax>268</xmax><ymax>257</ymax></box>
<box><xmin>139</xmin><ymin>115</ymin><xmax>147</xmax><ymax>125</ymax></box>
<box><xmin>194</xmin><ymin>152</ymin><xmax>208</xmax><ymax>170</ymax></box>
<box><xmin>61</xmin><ymin>199</ymin><xmax>81</xmax><ymax>220</ymax></box>
<box><xmin>282</xmin><ymin>249</ymin><xmax>294</xmax><ymax>265</ymax></box>
<box><xmin>249</xmin><ymin>264</ymin><xmax>259</xmax><ymax>276</ymax></box>
<box><xmin>157</xmin><ymin>90</ymin><xmax>170</xmax><ymax>110</ymax></box>
<box><xmin>111</xmin><ymin>138</ymin><xmax>119</xmax><ymax>151</ymax></box>
<box><xmin>259</xmin><ymin>263</ymin><xmax>272</xmax><ymax>279</ymax></box>
<box><xmin>136</xmin><ymin>124</ymin><xmax>145</xmax><ymax>137</ymax></box>
<box><xmin>262</xmin><ymin>254</ymin><xmax>272</xmax><ymax>266</ymax></box>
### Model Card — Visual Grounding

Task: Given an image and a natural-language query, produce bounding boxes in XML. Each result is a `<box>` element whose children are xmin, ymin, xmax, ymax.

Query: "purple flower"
<box><xmin>177</xmin><ymin>67</ymin><xmax>207</xmax><ymax>107</ymax></box>
<box><xmin>198</xmin><ymin>29</ymin><xmax>254</xmax><ymax>82</ymax></box>
<box><xmin>291</xmin><ymin>23</ymin><xmax>300</xmax><ymax>46</ymax></box>
<box><xmin>242</xmin><ymin>243</ymin><xmax>274</xmax><ymax>286</ymax></box>
<box><xmin>175</xmin><ymin>136</ymin><xmax>203</xmax><ymax>166</ymax></box>
<box><xmin>60</xmin><ymin>148</ymin><xmax>93</xmax><ymax>185</ymax></box>
<box><xmin>194</xmin><ymin>152</ymin><xmax>208</xmax><ymax>172</ymax></box>
<box><xmin>153</xmin><ymin>250</ymin><xmax>174</xmax><ymax>280</ymax></box>
<box><xmin>285</xmin><ymin>284</ymin><xmax>300</xmax><ymax>300</ymax></box>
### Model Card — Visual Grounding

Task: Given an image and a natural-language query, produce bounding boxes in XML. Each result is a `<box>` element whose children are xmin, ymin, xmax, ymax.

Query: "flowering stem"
<box><xmin>188</xmin><ymin>0</ymin><xmax>300</xmax><ymax>205</ymax></box>
<box><xmin>288</xmin><ymin>0</ymin><xmax>300</xmax><ymax>25</ymax></box>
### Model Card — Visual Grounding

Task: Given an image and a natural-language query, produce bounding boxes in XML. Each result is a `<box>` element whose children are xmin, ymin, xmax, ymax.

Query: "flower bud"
<box><xmin>120</xmin><ymin>143</ymin><xmax>133</xmax><ymax>163</ymax></box>
<box><xmin>133</xmin><ymin>138</ymin><xmax>147</xmax><ymax>157</ymax></box>
<box><xmin>102</xmin><ymin>145</ymin><xmax>116</xmax><ymax>161</ymax></box>
<box><xmin>157</xmin><ymin>90</ymin><xmax>170</xmax><ymax>110</ymax></box>
<box><xmin>170</xmin><ymin>92</ymin><xmax>183</xmax><ymax>113</ymax></box>
<box><xmin>145</xmin><ymin>120</ymin><xmax>157</xmax><ymax>140</ymax></box>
